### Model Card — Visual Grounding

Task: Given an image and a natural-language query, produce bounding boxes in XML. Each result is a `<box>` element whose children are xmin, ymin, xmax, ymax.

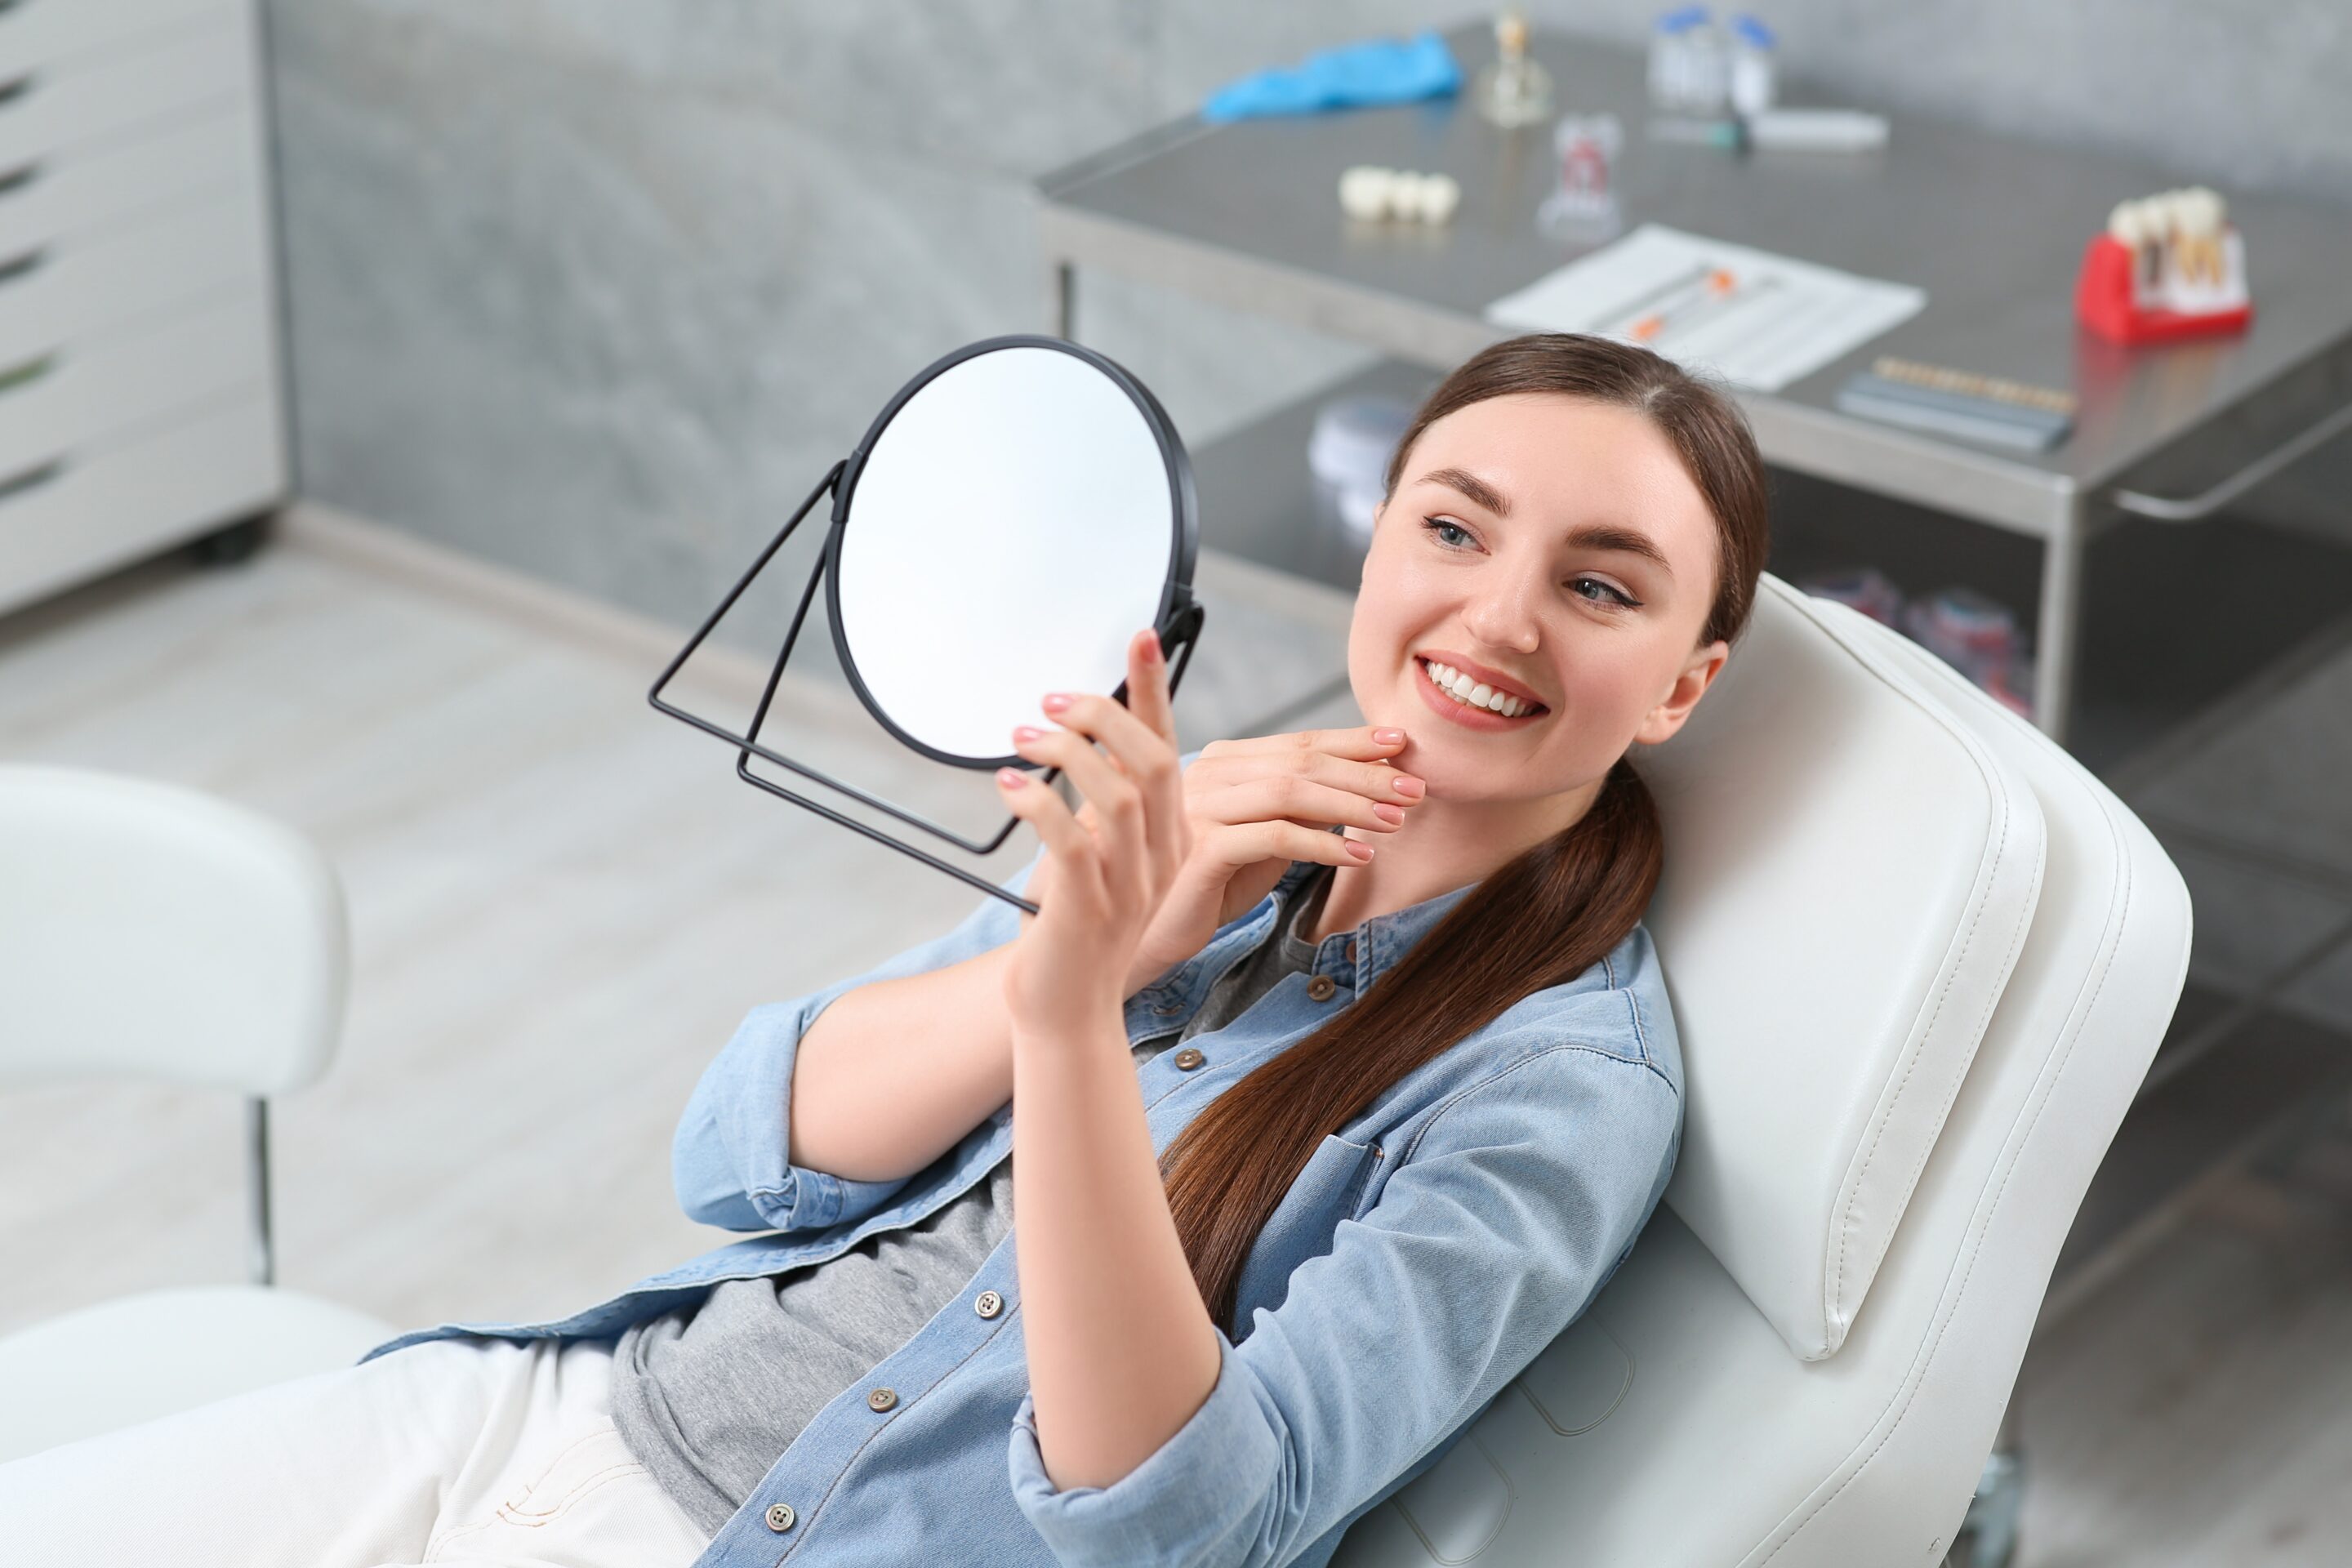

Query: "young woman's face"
<box><xmin>1348</xmin><ymin>393</ymin><xmax>1731</xmax><ymax>805</ymax></box>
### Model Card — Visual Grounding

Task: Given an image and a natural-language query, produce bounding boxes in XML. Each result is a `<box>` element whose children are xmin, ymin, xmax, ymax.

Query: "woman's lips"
<box><xmin>1413</xmin><ymin>657</ymin><xmax>1546</xmax><ymax>731</ymax></box>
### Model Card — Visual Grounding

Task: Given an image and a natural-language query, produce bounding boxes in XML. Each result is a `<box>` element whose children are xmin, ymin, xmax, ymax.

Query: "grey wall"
<box><xmin>265</xmin><ymin>0</ymin><xmax>2352</xmax><ymax>646</ymax></box>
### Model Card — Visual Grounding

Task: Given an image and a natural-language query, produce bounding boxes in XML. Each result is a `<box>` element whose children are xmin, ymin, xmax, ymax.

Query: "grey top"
<box><xmin>610</xmin><ymin>864</ymin><xmax>1336</xmax><ymax>1536</ymax></box>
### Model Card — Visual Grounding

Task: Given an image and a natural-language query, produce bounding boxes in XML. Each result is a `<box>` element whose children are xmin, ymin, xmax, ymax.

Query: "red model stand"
<box><xmin>2075</xmin><ymin>232</ymin><xmax>2253</xmax><ymax>345</ymax></box>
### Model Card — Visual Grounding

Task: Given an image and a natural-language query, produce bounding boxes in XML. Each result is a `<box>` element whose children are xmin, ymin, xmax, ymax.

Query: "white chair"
<box><xmin>1334</xmin><ymin>576</ymin><xmax>2191</xmax><ymax>1568</ymax></box>
<box><xmin>0</xmin><ymin>766</ymin><xmax>398</xmax><ymax>1464</ymax></box>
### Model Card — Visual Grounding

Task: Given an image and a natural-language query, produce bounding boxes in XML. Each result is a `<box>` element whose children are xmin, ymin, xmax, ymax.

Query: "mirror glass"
<box><xmin>830</xmin><ymin>341</ymin><xmax>1192</xmax><ymax>764</ymax></box>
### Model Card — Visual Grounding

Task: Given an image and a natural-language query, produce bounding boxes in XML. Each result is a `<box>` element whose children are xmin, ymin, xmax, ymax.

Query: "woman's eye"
<box><xmin>1570</xmin><ymin>575</ymin><xmax>1637</xmax><ymax>608</ymax></box>
<box><xmin>1420</xmin><ymin>517</ymin><xmax>1473</xmax><ymax>548</ymax></box>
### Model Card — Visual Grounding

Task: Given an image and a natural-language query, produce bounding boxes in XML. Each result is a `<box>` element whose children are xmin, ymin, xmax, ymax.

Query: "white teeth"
<box><xmin>1421</xmin><ymin>659</ymin><xmax>1535</xmax><ymax>719</ymax></box>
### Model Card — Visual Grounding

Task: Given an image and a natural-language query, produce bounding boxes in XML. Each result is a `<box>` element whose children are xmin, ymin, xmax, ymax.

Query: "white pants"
<box><xmin>0</xmin><ymin>1335</ymin><xmax>712</xmax><ymax>1567</ymax></box>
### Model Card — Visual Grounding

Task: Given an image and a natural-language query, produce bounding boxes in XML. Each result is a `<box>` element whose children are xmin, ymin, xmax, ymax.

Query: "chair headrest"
<box><xmin>1637</xmin><ymin>576</ymin><xmax>2046</xmax><ymax>1361</ymax></box>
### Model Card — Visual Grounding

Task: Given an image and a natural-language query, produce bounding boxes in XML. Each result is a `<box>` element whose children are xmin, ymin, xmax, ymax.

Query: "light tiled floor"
<box><xmin>2</xmin><ymin>516</ymin><xmax>2349</xmax><ymax>1565</ymax></box>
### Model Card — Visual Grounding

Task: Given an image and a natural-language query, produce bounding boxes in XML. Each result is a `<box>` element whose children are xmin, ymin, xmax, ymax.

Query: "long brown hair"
<box><xmin>1160</xmin><ymin>334</ymin><xmax>1771</xmax><ymax>1332</ymax></box>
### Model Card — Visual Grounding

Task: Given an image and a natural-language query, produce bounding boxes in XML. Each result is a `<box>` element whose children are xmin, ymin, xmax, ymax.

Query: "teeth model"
<box><xmin>2106</xmin><ymin>185</ymin><xmax>2232</xmax><ymax>291</ymax></box>
<box><xmin>1420</xmin><ymin>657</ymin><xmax>1537</xmax><ymax>718</ymax></box>
<box><xmin>1339</xmin><ymin>167</ymin><xmax>1462</xmax><ymax>224</ymax></box>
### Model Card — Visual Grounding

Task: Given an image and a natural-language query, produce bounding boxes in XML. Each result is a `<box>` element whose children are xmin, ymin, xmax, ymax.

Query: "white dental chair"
<box><xmin>0</xmin><ymin>766</ymin><xmax>398</xmax><ymax>1463</ymax></box>
<box><xmin>1334</xmin><ymin>575</ymin><xmax>2192</xmax><ymax>1568</ymax></box>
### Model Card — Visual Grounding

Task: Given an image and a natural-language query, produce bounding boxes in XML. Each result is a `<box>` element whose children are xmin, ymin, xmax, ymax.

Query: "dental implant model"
<box><xmin>2075</xmin><ymin>185</ymin><xmax>2252</xmax><ymax>344</ymax></box>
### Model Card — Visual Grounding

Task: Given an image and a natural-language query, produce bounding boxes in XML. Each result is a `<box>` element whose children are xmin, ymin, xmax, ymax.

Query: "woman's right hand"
<box><xmin>1116</xmin><ymin>726</ymin><xmax>1423</xmax><ymax>998</ymax></box>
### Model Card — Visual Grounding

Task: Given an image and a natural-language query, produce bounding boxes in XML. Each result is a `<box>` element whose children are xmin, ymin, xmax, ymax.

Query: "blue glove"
<box><xmin>1200</xmin><ymin>30</ymin><xmax>1462</xmax><ymax>123</ymax></box>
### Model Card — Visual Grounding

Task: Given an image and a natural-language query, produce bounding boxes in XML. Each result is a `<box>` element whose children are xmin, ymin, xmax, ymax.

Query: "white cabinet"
<box><xmin>0</xmin><ymin>0</ymin><xmax>289</xmax><ymax>617</ymax></box>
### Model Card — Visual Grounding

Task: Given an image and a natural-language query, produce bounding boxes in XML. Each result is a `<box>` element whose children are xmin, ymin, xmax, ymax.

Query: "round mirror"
<box><xmin>827</xmin><ymin>336</ymin><xmax>1196</xmax><ymax>766</ymax></box>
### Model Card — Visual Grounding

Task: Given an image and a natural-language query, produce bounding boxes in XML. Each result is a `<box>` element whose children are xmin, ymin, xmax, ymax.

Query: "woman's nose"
<box><xmin>1460</xmin><ymin>569</ymin><xmax>1543</xmax><ymax>653</ymax></box>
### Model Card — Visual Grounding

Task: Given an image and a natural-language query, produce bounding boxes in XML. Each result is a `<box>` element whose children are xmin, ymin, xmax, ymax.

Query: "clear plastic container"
<box><xmin>1648</xmin><ymin>7</ymin><xmax>1708</xmax><ymax>109</ymax></box>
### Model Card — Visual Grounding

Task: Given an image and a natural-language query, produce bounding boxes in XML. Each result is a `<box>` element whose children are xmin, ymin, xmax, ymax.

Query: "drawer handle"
<box><xmin>2110</xmin><ymin>399</ymin><xmax>2352</xmax><ymax>523</ymax></box>
<box><xmin>0</xmin><ymin>457</ymin><xmax>63</xmax><ymax>506</ymax></box>
<box><xmin>0</xmin><ymin>350</ymin><xmax>55</xmax><ymax>397</ymax></box>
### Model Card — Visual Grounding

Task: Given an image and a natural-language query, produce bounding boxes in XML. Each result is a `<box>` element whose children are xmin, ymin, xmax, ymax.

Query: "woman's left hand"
<box><xmin>995</xmin><ymin>627</ymin><xmax>1189</xmax><ymax>1041</ymax></box>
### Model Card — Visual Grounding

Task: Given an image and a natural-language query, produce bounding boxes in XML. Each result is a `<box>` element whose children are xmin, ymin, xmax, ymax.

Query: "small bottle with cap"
<box><xmin>1473</xmin><ymin>8</ymin><xmax>1555</xmax><ymax>127</ymax></box>
<box><xmin>1727</xmin><ymin>14</ymin><xmax>1776</xmax><ymax>117</ymax></box>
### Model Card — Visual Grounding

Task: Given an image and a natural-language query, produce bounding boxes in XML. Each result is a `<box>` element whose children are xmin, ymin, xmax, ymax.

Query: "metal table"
<box><xmin>1036</xmin><ymin>21</ymin><xmax>2352</xmax><ymax>746</ymax></box>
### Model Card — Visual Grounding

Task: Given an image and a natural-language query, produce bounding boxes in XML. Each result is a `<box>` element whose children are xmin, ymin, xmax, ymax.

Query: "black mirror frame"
<box><xmin>646</xmin><ymin>335</ymin><xmax>1206</xmax><ymax>915</ymax></box>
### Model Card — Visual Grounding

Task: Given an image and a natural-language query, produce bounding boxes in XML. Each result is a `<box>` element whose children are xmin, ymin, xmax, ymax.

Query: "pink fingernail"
<box><xmin>1374</xmin><ymin>803</ymin><xmax>1405</xmax><ymax>825</ymax></box>
<box><xmin>1013</xmin><ymin>725</ymin><xmax>1045</xmax><ymax>742</ymax></box>
<box><xmin>996</xmin><ymin>768</ymin><xmax>1029</xmax><ymax>789</ymax></box>
<box><xmin>1041</xmin><ymin>693</ymin><xmax>1071</xmax><ymax>712</ymax></box>
<box><xmin>1346</xmin><ymin>839</ymin><xmax>1374</xmax><ymax>860</ymax></box>
<box><xmin>1391</xmin><ymin>775</ymin><xmax>1426</xmax><ymax>799</ymax></box>
<box><xmin>1373</xmin><ymin>728</ymin><xmax>1405</xmax><ymax>745</ymax></box>
<box><xmin>1141</xmin><ymin>632</ymin><xmax>1164</xmax><ymax>664</ymax></box>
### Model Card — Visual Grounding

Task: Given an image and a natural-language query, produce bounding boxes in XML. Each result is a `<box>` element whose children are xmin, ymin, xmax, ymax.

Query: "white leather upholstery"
<box><xmin>1642</xmin><ymin>578</ymin><xmax>2047</xmax><ymax>1361</ymax></box>
<box><xmin>1334</xmin><ymin>576</ymin><xmax>2190</xmax><ymax>1568</ymax></box>
<box><xmin>0</xmin><ymin>1286</ymin><xmax>399</xmax><ymax>1465</ymax></box>
<box><xmin>0</xmin><ymin>765</ymin><xmax>346</xmax><ymax>1095</ymax></box>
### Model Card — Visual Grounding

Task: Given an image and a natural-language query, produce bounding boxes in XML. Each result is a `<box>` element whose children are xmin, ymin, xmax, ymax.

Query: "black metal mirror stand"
<box><xmin>647</xmin><ymin>459</ymin><xmax>1207</xmax><ymax>915</ymax></box>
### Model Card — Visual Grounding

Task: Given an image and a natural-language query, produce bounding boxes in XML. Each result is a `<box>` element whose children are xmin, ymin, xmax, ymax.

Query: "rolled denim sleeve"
<box><xmin>1006</xmin><ymin>1040</ymin><xmax>1682</xmax><ymax>1568</ymax></box>
<box><xmin>670</xmin><ymin>849</ymin><xmax>1041</xmax><ymax>1232</ymax></box>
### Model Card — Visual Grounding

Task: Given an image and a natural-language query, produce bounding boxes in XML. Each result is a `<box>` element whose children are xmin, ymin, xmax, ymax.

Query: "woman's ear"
<box><xmin>1633</xmin><ymin>639</ymin><xmax>1730</xmax><ymax>746</ymax></box>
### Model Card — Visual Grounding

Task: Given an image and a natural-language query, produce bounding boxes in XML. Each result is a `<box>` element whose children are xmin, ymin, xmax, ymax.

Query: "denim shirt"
<box><xmin>363</xmin><ymin>850</ymin><xmax>1686</xmax><ymax>1568</ymax></box>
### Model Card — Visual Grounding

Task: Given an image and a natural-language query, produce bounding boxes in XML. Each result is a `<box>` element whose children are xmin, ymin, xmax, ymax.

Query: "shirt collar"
<box><xmin>1267</xmin><ymin>856</ymin><xmax>1477</xmax><ymax>993</ymax></box>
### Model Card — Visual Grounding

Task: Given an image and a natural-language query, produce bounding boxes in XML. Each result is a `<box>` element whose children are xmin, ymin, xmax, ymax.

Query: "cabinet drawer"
<box><xmin>0</xmin><ymin>7</ymin><xmax>252</xmax><ymax>170</ymax></box>
<box><xmin>0</xmin><ymin>98</ymin><xmax>259</xmax><ymax>261</ymax></box>
<box><xmin>0</xmin><ymin>391</ymin><xmax>283</xmax><ymax>617</ymax></box>
<box><xmin>0</xmin><ymin>285</ymin><xmax>274</xmax><ymax>476</ymax></box>
<box><xmin>0</xmin><ymin>0</ymin><xmax>237</xmax><ymax>82</ymax></box>
<box><xmin>0</xmin><ymin>177</ymin><xmax>267</xmax><ymax>364</ymax></box>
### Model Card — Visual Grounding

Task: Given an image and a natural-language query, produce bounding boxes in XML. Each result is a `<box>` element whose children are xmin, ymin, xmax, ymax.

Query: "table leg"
<box><xmin>2033</xmin><ymin>507</ymin><xmax>2086</xmax><ymax>745</ymax></box>
<box><xmin>1048</xmin><ymin>260</ymin><xmax>1076</xmax><ymax>341</ymax></box>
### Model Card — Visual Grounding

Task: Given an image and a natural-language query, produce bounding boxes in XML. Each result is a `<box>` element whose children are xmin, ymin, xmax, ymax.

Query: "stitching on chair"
<box><xmin>1825</xmin><ymin>775</ymin><xmax>2004</xmax><ymax>1332</ymax></box>
<box><xmin>1862</xmin><ymin>814</ymin><xmax>2046</xmax><ymax>1330</ymax></box>
<box><xmin>1753</xmin><ymin>787</ymin><xmax>2137</xmax><ymax>1565</ymax></box>
<box><xmin>1815</xmin><ymin>585</ymin><xmax>2038</xmax><ymax>1340</ymax></box>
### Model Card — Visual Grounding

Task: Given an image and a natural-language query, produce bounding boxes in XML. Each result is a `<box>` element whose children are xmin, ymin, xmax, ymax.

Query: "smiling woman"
<box><xmin>0</xmin><ymin>335</ymin><xmax>1772</xmax><ymax>1568</ymax></box>
<box><xmin>1153</xmin><ymin>334</ymin><xmax>1772</xmax><ymax>1343</ymax></box>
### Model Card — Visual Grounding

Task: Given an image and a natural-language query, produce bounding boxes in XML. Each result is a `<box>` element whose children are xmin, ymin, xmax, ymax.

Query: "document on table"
<box><xmin>1483</xmin><ymin>225</ymin><xmax>1927</xmax><ymax>392</ymax></box>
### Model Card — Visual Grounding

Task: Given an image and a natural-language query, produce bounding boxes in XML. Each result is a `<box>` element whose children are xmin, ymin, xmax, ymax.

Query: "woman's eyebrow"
<box><xmin>1419</xmin><ymin>466</ymin><xmax>1512</xmax><ymax>517</ymax></box>
<box><xmin>1562</xmin><ymin>523</ymin><xmax>1676</xmax><ymax>579</ymax></box>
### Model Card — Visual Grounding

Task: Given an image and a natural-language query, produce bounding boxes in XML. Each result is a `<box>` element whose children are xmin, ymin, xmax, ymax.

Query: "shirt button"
<box><xmin>1344</xmin><ymin>939</ymin><xmax>1357</xmax><ymax>963</ymax></box>
<box><xmin>1307</xmin><ymin>974</ymin><xmax>1339</xmax><ymax>1002</ymax></box>
<box><xmin>974</xmin><ymin>1289</ymin><xmax>1004</xmax><ymax>1318</ymax></box>
<box><xmin>765</xmin><ymin>1503</ymin><xmax>796</xmax><ymax>1532</ymax></box>
<box><xmin>1173</xmin><ymin>1047</ymin><xmax>1205</xmax><ymax>1071</ymax></box>
<box><xmin>866</xmin><ymin>1387</ymin><xmax>899</xmax><ymax>1413</ymax></box>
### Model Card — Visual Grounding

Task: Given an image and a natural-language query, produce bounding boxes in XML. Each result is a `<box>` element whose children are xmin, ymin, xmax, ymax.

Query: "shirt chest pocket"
<box><xmin>1231</xmin><ymin>1133</ymin><xmax>1387</xmax><ymax>1325</ymax></box>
